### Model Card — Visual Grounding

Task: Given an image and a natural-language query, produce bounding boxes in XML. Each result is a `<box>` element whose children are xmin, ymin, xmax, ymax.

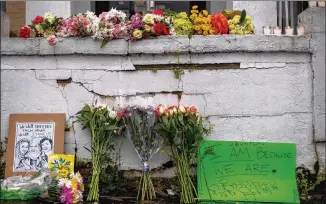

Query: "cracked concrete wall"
<box><xmin>1</xmin><ymin>33</ymin><xmax>323</xmax><ymax>174</ymax></box>
<box><xmin>299</xmin><ymin>7</ymin><xmax>326</xmax><ymax>169</ymax></box>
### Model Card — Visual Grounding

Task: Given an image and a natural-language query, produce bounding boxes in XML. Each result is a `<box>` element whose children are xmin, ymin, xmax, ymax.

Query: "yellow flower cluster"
<box><xmin>228</xmin><ymin>15</ymin><xmax>254</xmax><ymax>34</ymax></box>
<box><xmin>190</xmin><ymin>5</ymin><xmax>214</xmax><ymax>35</ymax></box>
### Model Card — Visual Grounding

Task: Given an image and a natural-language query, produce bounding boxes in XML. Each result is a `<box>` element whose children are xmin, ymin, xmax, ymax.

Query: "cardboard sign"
<box><xmin>5</xmin><ymin>113</ymin><xmax>65</xmax><ymax>178</ymax></box>
<box><xmin>198</xmin><ymin>140</ymin><xmax>299</xmax><ymax>203</ymax></box>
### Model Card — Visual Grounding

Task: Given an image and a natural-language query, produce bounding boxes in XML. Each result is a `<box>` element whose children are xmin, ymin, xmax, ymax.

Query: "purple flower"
<box><xmin>60</xmin><ymin>186</ymin><xmax>74</xmax><ymax>204</ymax></box>
<box><xmin>130</xmin><ymin>13</ymin><xmax>143</xmax><ymax>29</ymax></box>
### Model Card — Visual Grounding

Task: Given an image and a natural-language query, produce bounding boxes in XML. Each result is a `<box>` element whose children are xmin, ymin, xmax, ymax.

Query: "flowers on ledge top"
<box><xmin>18</xmin><ymin>6</ymin><xmax>254</xmax><ymax>47</ymax></box>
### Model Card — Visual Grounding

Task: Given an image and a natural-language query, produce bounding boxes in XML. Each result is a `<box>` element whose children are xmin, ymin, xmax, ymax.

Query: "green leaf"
<box><xmin>101</xmin><ymin>40</ymin><xmax>109</xmax><ymax>48</ymax></box>
<box><xmin>240</xmin><ymin>10</ymin><xmax>246</xmax><ymax>25</ymax></box>
<box><xmin>173</xmin><ymin>136</ymin><xmax>182</xmax><ymax>146</ymax></box>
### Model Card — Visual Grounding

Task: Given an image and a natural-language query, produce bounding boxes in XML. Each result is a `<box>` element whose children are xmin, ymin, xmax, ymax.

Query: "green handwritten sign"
<box><xmin>198</xmin><ymin>140</ymin><xmax>300</xmax><ymax>203</ymax></box>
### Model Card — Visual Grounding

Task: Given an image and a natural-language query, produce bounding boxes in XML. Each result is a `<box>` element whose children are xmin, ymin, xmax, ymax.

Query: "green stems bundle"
<box><xmin>76</xmin><ymin>103</ymin><xmax>123</xmax><ymax>201</ymax></box>
<box><xmin>121</xmin><ymin>106</ymin><xmax>161</xmax><ymax>201</ymax></box>
<box><xmin>156</xmin><ymin>105</ymin><xmax>209</xmax><ymax>204</ymax></box>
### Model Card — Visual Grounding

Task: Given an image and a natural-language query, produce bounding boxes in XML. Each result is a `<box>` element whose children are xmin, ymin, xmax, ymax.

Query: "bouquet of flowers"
<box><xmin>130</xmin><ymin>9</ymin><xmax>170</xmax><ymax>40</ymax></box>
<box><xmin>228</xmin><ymin>10</ymin><xmax>254</xmax><ymax>34</ymax></box>
<box><xmin>19</xmin><ymin>12</ymin><xmax>61</xmax><ymax>38</ymax></box>
<box><xmin>58</xmin><ymin>172</ymin><xmax>84</xmax><ymax>204</ymax></box>
<box><xmin>90</xmin><ymin>9</ymin><xmax>129</xmax><ymax>46</ymax></box>
<box><xmin>76</xmin><ymin>103</ymin><xmax>124</xmax><ymax>201</ymax></box>
<box><xmin>121</xmin><ymin>106</ymin><xmax>162</xmax><ymax>201</ymax></box>
<box><xmin>190</xmin><ymin>5</ymin><xmax>214</xmax><ymax>35</ymax></box>
<box><xmin>56</xmin><ymin>11</ymin><xmax>95</xmax><ymax>37</ymax></box>
<box><xmin>211</xmin><ymin>13</ymin><xmax>229</xmax><ymax>34</ymax></box>
<box><xmin>155</xmin><ymin>105</ymin><xmax>210</xmax><ymax>204</ymax></box>
<box><xmin>172</xmin><ymin>12</ymin><xmax>193</xmax><ymax>36</ymax></box>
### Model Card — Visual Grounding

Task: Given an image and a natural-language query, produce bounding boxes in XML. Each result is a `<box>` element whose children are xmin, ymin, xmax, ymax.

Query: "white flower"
<box><xmin>71</xmin><ymin>172</ymin><xmax>83</xmax><ymax>183</ymax></box>
<box><xmin>44</xmin><ymin>12</ymin><xmax>56</xmax><ymax>24</ymax></box>
<box><xmin>109</xmin><ymin>110</ymin><xmax>117</xmax><ymax>118</ymax></box>
<box><xmin>94</xmin><ymin>102</ymin><xmax>107</xmax><ymax>108</ymax></box>
<box><xmin>106</xmin><ymin>8</ymin><xmax>127</xmax><ymax>21</ymax></box>
<box><xmin>153</xmin><ymin>14</ymin><xmax>164</xmax><ymax>22</ymax></box>
<box><xmin>143</xmin><ymin>14</ymin><xmax>154</xmax><ymax>24</ymax></box>
<box><xmin>178</xmin><ymin>105</ymin><xmax>186</xmax><ymax>113</ymax></box>
<box><xmin>58</xmin><ymin>178</ymin><xmax>71</xmax><ymax>187</ymax></box>
<box><xmin>35</xmin><ymin>24</ymin><xmax>43</xmax><ymax>32</ymax></box>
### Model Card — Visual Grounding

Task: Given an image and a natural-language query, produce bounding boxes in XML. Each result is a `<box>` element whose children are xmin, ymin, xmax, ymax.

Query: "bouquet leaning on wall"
<box><xmin>155</xmin><ymin>105</ymin><xmax>211</xmax><ymax>204</ymax></box>
<box><xmin>120</xmin><ymin>106</ymin><xmax>162</xmax><ymax>201</ymax></box>
<box><xmin>76</xmin><ymin>102</ymin><xmax>124</xmax><ymax>201</ymax></box>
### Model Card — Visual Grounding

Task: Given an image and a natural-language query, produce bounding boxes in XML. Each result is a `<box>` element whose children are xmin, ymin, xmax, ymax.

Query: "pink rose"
<box><xmin>47</xmin><ymin>35</ymin><xmax>57</xmax><ymax>46</ymax></box>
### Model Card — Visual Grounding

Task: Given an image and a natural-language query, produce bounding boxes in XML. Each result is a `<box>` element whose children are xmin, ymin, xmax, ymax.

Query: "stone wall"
<box><xmin>1</xmin><ymin>33</ymin><xmax>324</xmax><ymax>175</ymax></box>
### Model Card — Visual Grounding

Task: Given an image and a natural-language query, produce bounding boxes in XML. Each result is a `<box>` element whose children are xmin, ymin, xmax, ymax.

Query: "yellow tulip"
<box><xmin>203</xmin><ymin>30</ymin><xmax>208</xmax><ymax>35</ymax></box>
<box><xmin>209</xmin><ymin>29</ymin><xmax>215</xmax><ymax>35</ymax></box>
<box><xmin>199</xmin><ymin>13</ymin><xmax>203</xmax><ymax>18</ymax></box>
<box><xmin>197</xmin><ymin>30</ymin><xmax>202</xmax><ymax>35</ymax></box>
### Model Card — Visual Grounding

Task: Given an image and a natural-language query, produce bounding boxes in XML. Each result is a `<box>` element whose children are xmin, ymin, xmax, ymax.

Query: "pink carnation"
<box><xmin>47</xmin><ymin>35</ymin><xmax>57</xmax><ymax>46</ymax></box>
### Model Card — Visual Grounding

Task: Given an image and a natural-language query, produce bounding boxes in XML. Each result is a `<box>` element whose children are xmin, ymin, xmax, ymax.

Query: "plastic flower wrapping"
<box><xmin>120</xmin><ymin>106</ymin><xmax>162</xmax><ymax>201</ymax></box>
<box><xmin>1</xmin><ymin>169</ymin><xmax>57</xmax><ymax>200</ymax></box>
<box><xmin>58</xmin><ymin>172</ymin><xmax>84</xmax><ymax>204</ymax></box>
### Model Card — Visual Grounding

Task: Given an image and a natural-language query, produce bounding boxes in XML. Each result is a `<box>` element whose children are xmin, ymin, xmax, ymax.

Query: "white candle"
<box><xmin>263</xmin><ymin>26</ymin><xmax>272</xmax><ymax>35</ymax></box>
<box><xmin>285</xmin><ymin>26</ymin><xmax>294</xmax><ymax>35</ymax></box>
<box><xmin>273</xmin><ymin>26</ymin><xmax>282</xmax><ymax>35</ymax></box>
<box><xmin>297</xmin><ymin>24</ymin><xmax>305</xmax><ymax>36</ymax></box>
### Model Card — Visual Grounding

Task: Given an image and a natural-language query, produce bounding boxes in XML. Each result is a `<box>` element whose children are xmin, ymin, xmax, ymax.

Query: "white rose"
<box><xmin>143</xmin><ymin>14</ymin><xmax>154</xmax><ymax>24</ymax></box>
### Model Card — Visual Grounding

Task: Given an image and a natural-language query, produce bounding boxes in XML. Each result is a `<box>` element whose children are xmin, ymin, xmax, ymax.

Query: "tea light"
<box><xmin>297</xmin><ymin>24</ymin><xmax>305</xmax><ymax>36</ymax></box>
<box><xmin>263</xmin><ymin>26</ymin><xmax>272</xmax><ymax>35</ymax></box>
<box><xmin>273</xmin><ymin>26</ymin><xmax>282</xmax><ymax>35</ymax></box>
<box><xmin>285</xmin><ymin>26</ymin><xmax>294</xmax><ymax>35</ymax></box>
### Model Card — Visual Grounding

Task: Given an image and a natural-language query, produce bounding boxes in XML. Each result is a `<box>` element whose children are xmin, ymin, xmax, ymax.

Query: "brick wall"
<box><xmin>6</xmin><ymin>1</ymin><xmax>26</xmax><ymax>32</ymax></box>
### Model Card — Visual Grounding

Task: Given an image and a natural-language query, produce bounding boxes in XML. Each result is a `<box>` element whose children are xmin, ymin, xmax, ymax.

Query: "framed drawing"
<box><xmin>5</xmin><ymin>113</ymin><xmax>65</xmax><ymax>178</ymax></box>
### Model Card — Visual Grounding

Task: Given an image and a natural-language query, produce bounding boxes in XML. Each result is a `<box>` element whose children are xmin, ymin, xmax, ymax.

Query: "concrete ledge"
<box><xmin>1</xmin><ymin>35</ymin><xmax>311</xmax><ymax>56</ymax></box>
<box><xmin>128</xmin><ymin>36</ymin><xmax>190</xmax><ymax>54</ymax></box>
<box><xmin>190</xmin><ymin>35</ymin><xmax>311</xmax><ymax>53</ymax></box>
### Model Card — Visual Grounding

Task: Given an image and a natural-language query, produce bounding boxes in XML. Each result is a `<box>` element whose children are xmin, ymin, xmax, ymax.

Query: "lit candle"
<box><xmin>273</xmin><ymin>26</ymin><xmax>282</xmax><ymax>35</ymax></box>
<box><xmin>263</xmin><ymin>26</ymin><xmax>272</xmax><ymax>35</ymax></box>
<box><xmin>285</xmin><ymin>26</ymin><xmax>294</xmax><ymax>35</ymax></box>
<box><xmin>297</xmin><ymin>24</ymin><xmax>305</xmax><ymax>36</ymax></box>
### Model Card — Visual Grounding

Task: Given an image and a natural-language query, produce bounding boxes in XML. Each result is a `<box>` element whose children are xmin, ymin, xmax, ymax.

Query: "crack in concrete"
<box><xmin>208</xmin><ymin>111</ymin><xmax>312</xmax><ymax>118</ymax></box>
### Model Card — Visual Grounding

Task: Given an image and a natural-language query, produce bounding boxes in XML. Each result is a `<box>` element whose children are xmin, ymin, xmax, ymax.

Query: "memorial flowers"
<box><xmin>172</xmin><ymin>12</ymin><xmax>193</xmax><ymax>36</ymax></box>
<box><xmin>18</xmin><ymin>12</ymin><xmax>60</xmax><ymax>38</ymax></box>
<box><xmin>17</xmin><ymin>8</ymin><xmax>256</xmax><ymax>45</ymax></box>
<box><xmin>56</xmin><ymin>12</ymin><xmax>94</xmax><ymax>37</ymax></box>
<box><xmin>211</xmin><ymin>13</ymin><xmax>229</xmax><ymax>34</ymax></box>
<box><xmin>18</xmin><ymin>26</ymin><xmax>31</xmax><ymax>38</ymax></box>
<box><xmin>90</xmin><ymin>9</ymin><xmax>129</xmax><ymax>45</ymax></box>
<box><xmin>76</xmin><ymin>103</ymin><xmax>124</xmax><ymax>201</ymax></box>
<box><xmin>121</xmin><ymin>106</ymin><xmax>162</xmax><ymax>201</ymax></box>
<box><xmin>58</xmin><ymin>172</ymin><xmax>84</xmax><ymax>204</ymax></box>
<box><xmin>155</xmin><ymin>105</ymin><xmax>210</xmax><ymax>204</ymax></box>
<box><xmin>190</xmin><ymin>6</ymin><xmax>214</xmax><ymax>35</ymax></box>
<box><xmin>228</xmin><ymin>10</ymin><xmax>254</xmax><ymax>34</ymax></box>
